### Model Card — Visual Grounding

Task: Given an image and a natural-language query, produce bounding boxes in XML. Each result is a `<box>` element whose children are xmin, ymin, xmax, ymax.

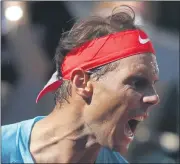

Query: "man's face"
<box><xmin>83</xmin><ymin>53</ymin><xmax>159</xmax><ymax>154</ymax></box>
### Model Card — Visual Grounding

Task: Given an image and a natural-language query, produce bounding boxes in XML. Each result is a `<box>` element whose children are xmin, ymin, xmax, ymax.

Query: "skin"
<box><xmin>30</xmin><ymin>53</ymin><xmax>160</xmax><ymax>163</ymax></box>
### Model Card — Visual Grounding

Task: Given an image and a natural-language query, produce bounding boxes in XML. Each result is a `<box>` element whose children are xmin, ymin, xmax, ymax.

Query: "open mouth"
<box><xmin>128</xmin><ymin>119</ymin><xmax>140</xmax><ymax>134</ymax></box>
<box><xmin>124</xmin><ymin>117</ymin><xmax>143</xmax><ymax>138</ymax></box>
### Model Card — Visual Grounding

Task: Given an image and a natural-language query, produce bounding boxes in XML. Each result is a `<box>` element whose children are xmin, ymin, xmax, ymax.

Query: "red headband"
<box><xmin>36</xmin><ymin>29</ymin><xmax>155</xmax><ymax>103</ymax></box>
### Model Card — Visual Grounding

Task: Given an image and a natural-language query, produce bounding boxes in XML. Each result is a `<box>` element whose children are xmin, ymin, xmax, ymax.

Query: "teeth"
<box><xmin>130</xmin><ymin>112</ymin><xmax>149</xmax><ymax>122</ymax></box>
<box><xmin>134</xmin><ymin>116</ymin><xmax>144</xmax><ymax>121</ymax></box>
<box><xmin>145</xmin><ymin>112</ymin><xmax>149</xmax><ymax>117</ymax></box>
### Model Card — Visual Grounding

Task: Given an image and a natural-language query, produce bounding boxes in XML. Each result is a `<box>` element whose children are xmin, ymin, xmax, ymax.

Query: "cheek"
<box><xmin>84</xmin><ymin>84</ymin><xmax>140</xmax><ymax>146</ymax></box>
<box><xmin>85</xmin><ymin>88</ymin><xmax>122</xmax><ymax>123</ymax></box>
<box><xmin>124</xmin><ymin>88</ymin><xmax>142</xmax><ymax>109</ymax></box>
<box><xmin>84</xmin><ymin>83</ymin><xmax>127</xmax><ymax>132</ymax></box>
<box><xmin>93</xmin><ymin>83</ymin><xmax>131</xmax><ymax>118</ymax></box>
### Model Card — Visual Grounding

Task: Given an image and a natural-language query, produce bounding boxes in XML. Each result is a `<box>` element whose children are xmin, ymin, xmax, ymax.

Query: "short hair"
<box><xmin>54</xmin><ymin>5</ymin><xmax>139</xmax><ymax>105</ymax></box>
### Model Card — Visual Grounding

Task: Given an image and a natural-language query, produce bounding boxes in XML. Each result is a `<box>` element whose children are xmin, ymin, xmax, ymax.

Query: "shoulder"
<box><xmin>96</xmin><ymin>147</ymin><xmax>129</xmax><ymax>163</ymax></box>
<box><xmin>1</xmin><ymin>116</ymin><xmax>45</xmax><ymax>163</ymax></box>
<box><xmin>1</xmin><ymin>122</ymin><xmax>20</xmax><ymax>163</ymax></box>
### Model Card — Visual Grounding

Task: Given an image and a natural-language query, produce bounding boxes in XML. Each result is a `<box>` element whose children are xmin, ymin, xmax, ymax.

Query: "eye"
<box><xmin>132</xmin><ymin>79</ymin><xmax>148</xmax><ymax>89</ymax></box>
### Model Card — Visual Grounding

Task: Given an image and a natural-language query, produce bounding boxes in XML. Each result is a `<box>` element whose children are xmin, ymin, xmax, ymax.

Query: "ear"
<box><xmin>70</xmin><ymin>68</ymin><xmax>93</xmax><ymax>99</ymax></box>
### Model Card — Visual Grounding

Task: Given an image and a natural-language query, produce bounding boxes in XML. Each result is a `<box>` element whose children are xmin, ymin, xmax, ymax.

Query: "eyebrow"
<box><xmin>125</xmin><ymin>75</ymin><xmax>158</xmax><ymax>84</ymax></box>
<box><xmin>128</xmin><ymin>75</ymin><xmax>149</xmax><ymax>82</ymax></box>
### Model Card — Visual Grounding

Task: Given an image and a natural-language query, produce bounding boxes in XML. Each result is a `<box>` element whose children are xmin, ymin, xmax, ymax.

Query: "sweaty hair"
<box><xmin>54</xmin><ymin>5</ymin><xmax>138</xmax><ymax>105</ymax></box>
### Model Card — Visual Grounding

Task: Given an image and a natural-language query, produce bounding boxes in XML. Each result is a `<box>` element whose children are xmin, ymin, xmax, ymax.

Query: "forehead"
<box><xmin>117</xmin><ymin>53</ymin><xmax>159</xmax><ymax>79</ymax></box>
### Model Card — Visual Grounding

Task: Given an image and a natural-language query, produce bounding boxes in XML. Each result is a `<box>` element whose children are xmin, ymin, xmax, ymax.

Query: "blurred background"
<box><xmin>1</xmin><ymin>1</ymin><xmax>179</xmax><ymax>163</ymax></box>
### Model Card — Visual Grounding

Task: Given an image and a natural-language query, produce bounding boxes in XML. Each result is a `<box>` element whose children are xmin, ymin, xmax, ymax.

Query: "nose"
<box><xmin>143</xmin><ymin>94</ymin><xmax>160</xmax><ymax>105</ymax></box>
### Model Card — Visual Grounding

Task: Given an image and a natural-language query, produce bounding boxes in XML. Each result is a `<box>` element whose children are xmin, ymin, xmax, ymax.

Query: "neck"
<box><xmin>30</xmin><ymin>103</ymin><xmax>101</xmax><ymax>163</ymax></box>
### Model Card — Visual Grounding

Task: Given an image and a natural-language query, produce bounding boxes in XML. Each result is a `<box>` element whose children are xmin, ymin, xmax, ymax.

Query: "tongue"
<box><xmin>124</xmin><ymin>123</ymin><xmax>133</xmax><ymax>137</ymax></box>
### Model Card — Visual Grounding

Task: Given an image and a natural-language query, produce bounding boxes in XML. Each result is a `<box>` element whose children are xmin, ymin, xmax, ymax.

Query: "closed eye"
<box><xmin>124</xmin><ymin>75</ymin><xmax>150</xmax><ymax>90</ymax></box>
<box><xmin>133</xmin><ymin>79</ymin><xmax>148</xmax><ymax>89</ymax></box>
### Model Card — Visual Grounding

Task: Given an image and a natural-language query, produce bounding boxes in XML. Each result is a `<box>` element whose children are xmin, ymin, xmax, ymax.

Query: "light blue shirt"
<box><xmin>2</xmin><ymin>116</ymin><xmax>128</xmax><ymax>163</ymax></box>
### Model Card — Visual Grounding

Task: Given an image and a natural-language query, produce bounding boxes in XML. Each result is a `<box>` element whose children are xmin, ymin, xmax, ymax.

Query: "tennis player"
<box><xmin>2</xmin><ymin>6</ymin><xmax>160</xmax><ymax>163</ymax></box>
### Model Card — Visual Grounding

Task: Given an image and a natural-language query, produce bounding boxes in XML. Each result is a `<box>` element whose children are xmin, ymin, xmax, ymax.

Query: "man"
<box><xmin>2</xmin><ymin>6</ymin><xmax>159</xmax><ymax>163</ymax></box>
